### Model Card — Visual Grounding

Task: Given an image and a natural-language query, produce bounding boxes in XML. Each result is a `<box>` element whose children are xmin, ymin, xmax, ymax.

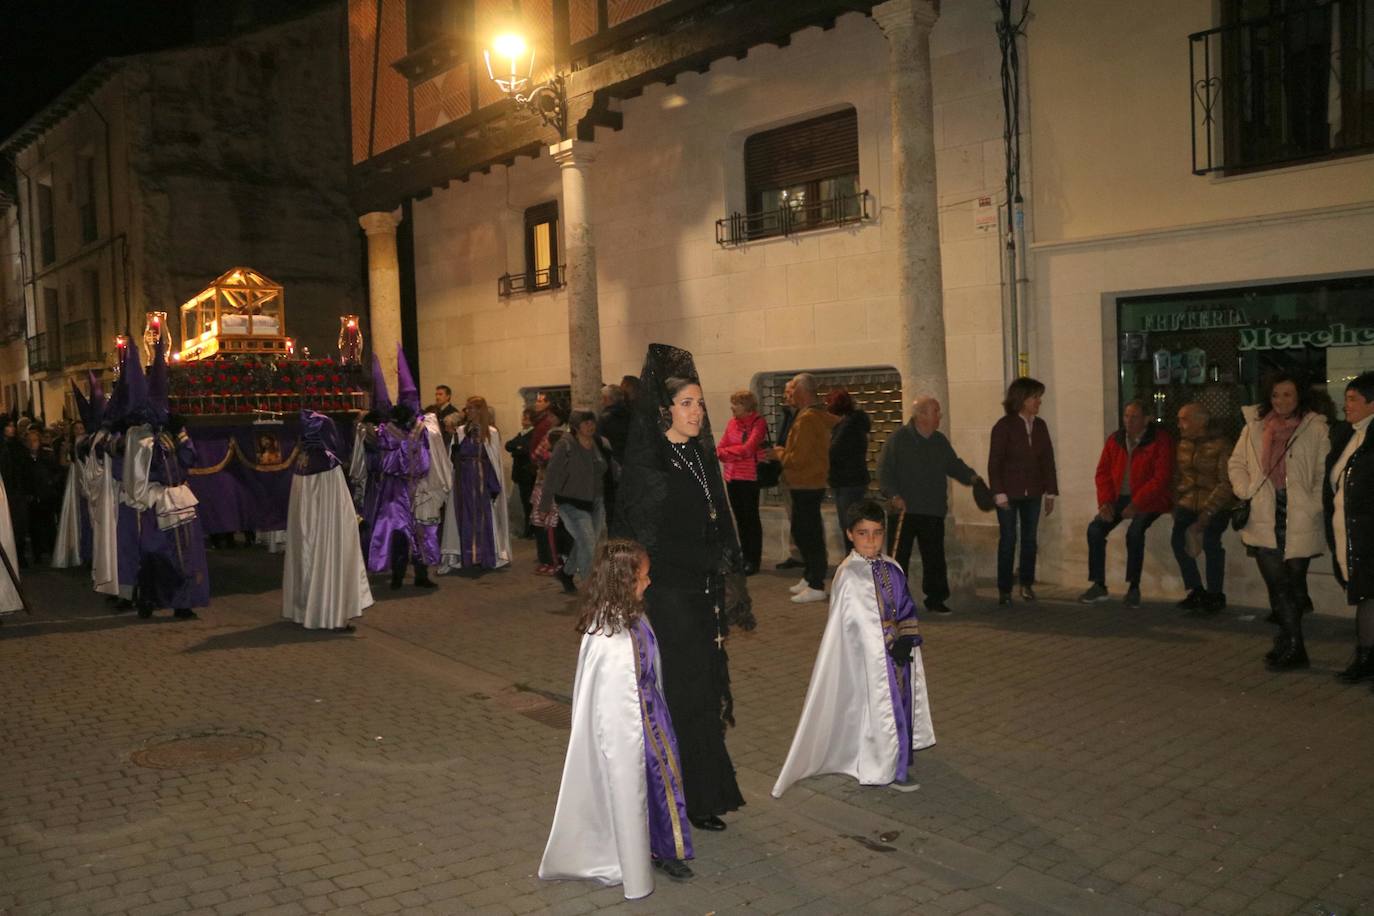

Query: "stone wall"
<box><xmin>128</xmin><ymin>4</ymin><xmax>362</xmax><ymax>360</ymax></box>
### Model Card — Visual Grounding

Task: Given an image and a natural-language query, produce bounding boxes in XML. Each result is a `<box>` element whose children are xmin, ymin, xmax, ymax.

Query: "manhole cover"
<box><xmin>131</xmin><ymin>734</ymin><xmax>266</xmax><ymax>769</ymax></box>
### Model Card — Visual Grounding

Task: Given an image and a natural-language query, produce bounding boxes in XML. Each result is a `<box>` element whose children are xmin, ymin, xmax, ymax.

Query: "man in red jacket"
<box><xmin>1080</xmin><ymin>400</ymin><xmax>1174</xmax><ymax>607</ymax></box>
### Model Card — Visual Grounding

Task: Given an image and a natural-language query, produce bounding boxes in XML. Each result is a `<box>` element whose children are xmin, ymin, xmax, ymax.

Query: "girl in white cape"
<box><xmin>540</xmin><ymin>539</ymin><xmax>694</xmax><ymax>898</ymax></box>
<box><xmin>773</xmin><ymin>499</ymin><xmax>936</xmax><ymax>797</ymax></box>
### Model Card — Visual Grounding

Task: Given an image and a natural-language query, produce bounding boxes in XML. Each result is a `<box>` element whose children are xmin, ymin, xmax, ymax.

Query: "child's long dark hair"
<box><xmin>576</xmin><ymin>539</ymin><xmax>648</xmax><ymax>636</ymax></box>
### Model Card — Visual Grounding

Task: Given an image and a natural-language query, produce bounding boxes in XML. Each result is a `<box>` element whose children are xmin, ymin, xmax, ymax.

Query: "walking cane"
<box><xmin>890</xmin><ymin>504</ymin><xmax>905</xmax><ymax>558</ymax></box>
<box><xmin>0</xmin><ymin>541</ymin><xmax>32</xmax><ymax>616</ymax></box>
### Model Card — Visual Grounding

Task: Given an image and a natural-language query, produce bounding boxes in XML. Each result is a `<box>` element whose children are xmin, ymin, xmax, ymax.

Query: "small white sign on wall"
<box><xmin>974</xmin><ymin>196</ymin><xmax>997</xmax><ymax>233</ymax></box>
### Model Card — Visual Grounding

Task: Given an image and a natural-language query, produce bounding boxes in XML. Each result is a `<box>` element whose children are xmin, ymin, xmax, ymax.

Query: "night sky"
<box><xmin>0</xmin><ymin>0</ymin><xmax>330</xmax><ymax>142</ymax></box>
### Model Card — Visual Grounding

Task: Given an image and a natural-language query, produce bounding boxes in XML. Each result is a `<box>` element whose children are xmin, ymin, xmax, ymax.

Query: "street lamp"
<box><xmin>483</xmin><ymin>29</ymin><xmax>567</xmax><ymax>139</ymax></box>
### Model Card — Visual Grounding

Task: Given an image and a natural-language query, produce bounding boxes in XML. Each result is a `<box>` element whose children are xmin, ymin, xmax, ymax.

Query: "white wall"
<box><xmin>412</xmin><ymin>7</ymin><xmax>1011</xmax><ymax>528</ymax></box>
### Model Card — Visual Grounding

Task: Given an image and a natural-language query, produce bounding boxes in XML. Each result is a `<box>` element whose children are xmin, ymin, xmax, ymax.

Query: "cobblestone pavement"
<box><xmin>3</xmin><ymin>539</ymin><xmax>1374</xmax><ymax>915</ymax></box>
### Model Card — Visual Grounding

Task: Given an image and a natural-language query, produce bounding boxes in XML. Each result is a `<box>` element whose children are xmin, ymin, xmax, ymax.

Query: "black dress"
<box><xmin>617</xmin><ymin>437</ymin><xmax>744</xmax><ymax>820</ymax></box>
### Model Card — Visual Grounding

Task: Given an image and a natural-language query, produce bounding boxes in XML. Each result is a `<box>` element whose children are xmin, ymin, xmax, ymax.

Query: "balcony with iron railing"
<box><xmin>26</xmin><ymin>332</ymin><xmax>59</xmax><ymax>374</ymax></box>
<box><xmin>716</xmin><ymin>189</ymin><xmax>871</xmax><ymax>246</ymax></box>
<box><xmin>498</xmin><ymin>264</ymin><xmax>565</xmax><ymax>297</ymax></box>
<box><xmin>61</xmin><ymin>319</ymin><xmax>102</xmax><ymax>366</ymax></box>
<box><xmin>1190</xmin><ymin>2</ymin><xmax>1374</xmax><ymax>175</ymax></box>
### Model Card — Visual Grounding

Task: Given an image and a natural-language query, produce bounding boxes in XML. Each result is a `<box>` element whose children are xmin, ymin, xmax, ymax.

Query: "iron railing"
<box><xmin>26</xmin><ymin>332</ymin><xmax>59</xmax><ymax>373</ymax></box>
<box><xmin>716</xmin><ymin>189</ymin><xmax>871</xmax><ymax>246</ymax></box>
<box><xmin>498</xmin><ymin>264</ymin><xmax>564</xmax><ymax>297</ymax></box>
<box><xmin>1190</xmin><ymin>2</ymin><xmax>1374</xmax><ymax>174</ymax></box>
<box><xmin>61</xmin><ymin>319</ymin><xmax>101</xmax><ymax>365</ymax></box>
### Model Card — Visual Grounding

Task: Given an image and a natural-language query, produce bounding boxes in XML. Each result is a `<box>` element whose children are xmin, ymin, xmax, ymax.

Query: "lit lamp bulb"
<box><xmin>485</xmin><ymin>31</ymin><xmax>532</xmax><ymax>94</ymax></box>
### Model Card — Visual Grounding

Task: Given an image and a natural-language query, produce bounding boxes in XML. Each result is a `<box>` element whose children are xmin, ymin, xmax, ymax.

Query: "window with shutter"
<box><xmin>728</xmin><ymin>107</ymin><xmax>865</xmax><ymax>243</ymax></box>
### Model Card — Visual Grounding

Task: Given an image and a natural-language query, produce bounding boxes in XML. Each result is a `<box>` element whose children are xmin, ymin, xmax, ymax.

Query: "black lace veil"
<box><xmin>612</xmin><ymin>343</ymin><xmax>743</xmax><ymax>577</ymax></box>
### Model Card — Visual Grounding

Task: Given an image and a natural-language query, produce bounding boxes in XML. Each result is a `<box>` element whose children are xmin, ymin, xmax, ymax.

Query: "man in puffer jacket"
<box><xmin>1080</xmin><ymin>400</ymin><xmax>1174</xmax><ymax>608</ymax></box>
<box><xmin>1170</xmin><ymin>403</ymin><xmax>1233</xmax><ymax>614</ymax></box>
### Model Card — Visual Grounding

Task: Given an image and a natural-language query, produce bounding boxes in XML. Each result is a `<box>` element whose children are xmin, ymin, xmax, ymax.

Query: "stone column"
<box><xmin>358</xmin><ymin>210</ymin><xmax>403</xmax><ymax>381</ymax></box>
<box><xmin>549</xmin><ymin>138</ymin><xmax>603</xmax><ymax>411</ymax></box>
<box><xmin>874</xmin><ymin>0</ymin><xmax>946</xmax><ymax>422</ymax></box>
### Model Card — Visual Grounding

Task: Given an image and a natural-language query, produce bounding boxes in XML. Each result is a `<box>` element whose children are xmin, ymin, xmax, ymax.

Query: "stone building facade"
<box><xmin>349</xmin><ymin>0</ymin><xmax>1374</xmax><ymax>611</ymax></box>
<box><xmin>1</xmin><ymin>4</ymin><xmax>362</xmax><ymax>422</ymax></box>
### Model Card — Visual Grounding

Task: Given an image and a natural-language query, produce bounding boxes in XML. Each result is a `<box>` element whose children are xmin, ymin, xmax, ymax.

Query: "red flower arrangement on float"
<box><xmin>167</xmin><ymin>356</ymin><xmax>368</xmax><ymax>415</ymax></box>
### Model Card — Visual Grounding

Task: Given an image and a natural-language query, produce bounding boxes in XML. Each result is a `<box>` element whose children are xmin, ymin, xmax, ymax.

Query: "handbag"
<box><xmin>754</xmin><ymin>417</ymin><xmax>783</xmax><ymax>488</ymax></box>
<box><xmin>1230</xmin><ymin>418</ymin><xmax>1303</xmax><ymax>532</ymax></box>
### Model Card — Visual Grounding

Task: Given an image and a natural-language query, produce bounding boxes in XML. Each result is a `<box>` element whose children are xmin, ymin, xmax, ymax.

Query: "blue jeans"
<box><xmin>1170</xmin><ymin>507</ymin><xmax>1230</xmax><ymax>594</ymax></box>
<box><xmin>558</xmin><ymin>498</ymin><xmax>605</xmax><ymax>582</ymax></box>
<box><xmin>1087</xmin><ymin>495</ymin><xmax>1161</xmax><ymax>587</ymax></box>
<box><xmin>996</xmin><ymin>497</ymin><xmax>1041</xmax><ymax>592</ymax></box>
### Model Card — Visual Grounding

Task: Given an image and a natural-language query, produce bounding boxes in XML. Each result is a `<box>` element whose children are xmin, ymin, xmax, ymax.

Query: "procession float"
<box><xmin>132</xmin><ymin>267</ymin><xmax>370</xmax><ymax>537</ymax></box>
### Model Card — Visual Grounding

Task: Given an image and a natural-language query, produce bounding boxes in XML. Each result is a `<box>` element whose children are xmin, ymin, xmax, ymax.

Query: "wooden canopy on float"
<box><xmin>178</xmin><ymin>267</ymin><xmax>290</xmax><ymax>362</ymax></box>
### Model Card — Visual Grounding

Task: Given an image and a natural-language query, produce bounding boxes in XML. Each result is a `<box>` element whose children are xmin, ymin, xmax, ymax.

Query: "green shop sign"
<box><xmin>1239</xmin><ymin>323</ymin><xmax>1374</xmax><ymax>351</ymax></box>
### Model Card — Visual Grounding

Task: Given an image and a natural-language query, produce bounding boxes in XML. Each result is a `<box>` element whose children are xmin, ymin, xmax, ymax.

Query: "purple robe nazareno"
<box><xmin>136</xmin><ymin>432</ymin><xmax>211</xmax><ymax>610</ymax></box>
<box><xmin>630</xmin><ymin>617</ymin><xmax>694</xmax><ymax>863</ymax></box>
<box><xmin>366</xmin><ymin>422</ymin><xmax>436</xmax><ymax>572</ymax></box>
<box><xmin>453</xmin><ymin>434</ymin><xmax>502</xmax><ymax>569</ymax></box>
<box><xmin>872</xmin><ymin>557</ymin><xmax>917</xmax><ymax>782</ymax></box>
<box><xmin>105</xmin><ymin>434</ymin><xmax>141</xmax><ymax>597</ymax></box>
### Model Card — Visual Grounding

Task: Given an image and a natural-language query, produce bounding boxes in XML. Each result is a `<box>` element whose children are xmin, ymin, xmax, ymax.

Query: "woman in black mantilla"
<box><xmin>613</xmin><ymin>344</ymin><xmax>751</xmax><ymax>831</ymax></box>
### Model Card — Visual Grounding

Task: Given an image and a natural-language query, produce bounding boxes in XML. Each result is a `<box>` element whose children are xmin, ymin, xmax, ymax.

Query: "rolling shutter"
<box><xmin>745</xmin><ymin>107</ymin><xmax>858</xmax><ymax>201</ymax></box>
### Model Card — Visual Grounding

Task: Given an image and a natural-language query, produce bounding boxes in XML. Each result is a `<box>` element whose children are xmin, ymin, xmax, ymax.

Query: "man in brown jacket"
<box><xmin>774</xmin><ymin>372</ymin><xmax>837</xmax><ymax>603</ymax></box>
<box><xmin>1171</xmin><ymin>403</ymin><xmax>1234</xmax><ymax>613</ymax></box>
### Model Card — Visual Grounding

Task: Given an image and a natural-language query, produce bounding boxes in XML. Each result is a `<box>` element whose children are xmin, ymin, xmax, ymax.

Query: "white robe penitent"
<box><xmin>439</xmin><ymin>424</ymin><xmax>512</xmax><ymax>569</ymax></box>
<box><xmin>0</xmin><ymin>475</ymin><xmax>23</xmax><ymax>614</ymax></box>
<box><xmin>83</xmin><ymin>436</ymin><xmax>120</xmax><ymax>597</ymax></box>
<box><xmin>772</xmin><ymin>552</ymin><xmax>936</xmax><ymax>797</ymax></box>
<box><xmin>50</xmin><ymin>461</ymin><xmax>84</xmax><ymax>568</ymax></box>
<box><xmin>282</xmin><ymin>465</ymin><xmax>374</xmax><ymax>629</ymax></box>
<box><xmin>539</xmin><ymin>627</ymin><xmax>655</xmax><ymax>900</ymax></box>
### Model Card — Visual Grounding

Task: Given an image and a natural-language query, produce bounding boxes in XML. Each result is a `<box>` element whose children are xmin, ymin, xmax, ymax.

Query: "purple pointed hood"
<box><xmin>370</xmin><ymin>352</ymin><xmax>392</xmax><ymax>414</ymax></box>
<box><xmin>105</xmin><ymin>346</ymin><xmax>130</xmax><ymax>426</ymax></box>
<box><xmin>147</xmin><ymin>335</ymin><xmax>170</xmax><ymax>424</ymax></box>
<box><xmin>396</xmin><ymin>344</ymin><xmax>420</xmax><ymax>413</ymax></box>
<box><xmin>123</xmin><ymin>342</ymin><xmax>152</xmax><ymax>426</ymax></box>
<box><xmin>71</xmin><ymin>379</ymin><xmax>92</xmax><ymax>428</ymax></box>
<box><xmin>87</xmin><ymin>371</ymin><xmax>106</xmax><ymax>427</ymax></box>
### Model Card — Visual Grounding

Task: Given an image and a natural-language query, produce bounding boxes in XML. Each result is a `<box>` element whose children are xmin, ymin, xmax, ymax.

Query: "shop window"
<box><xmin>755</xmin><ymin>366</ymin><xmax>902</xmax><ymax>501</ymax></box>
<box><xmin>1117</xmin><ymin>275</ymin><xmax>1374</xmax><ymax>437</ymax></box>
<box><xmin>1191</xmin><ymin>0</ymin><xmax>1374</xmax><ymax>174</ymax></box>
<box><xmin>723</xmin><ymin>108</ymin><xmax>867</xmax><ymax>244</ymax></box>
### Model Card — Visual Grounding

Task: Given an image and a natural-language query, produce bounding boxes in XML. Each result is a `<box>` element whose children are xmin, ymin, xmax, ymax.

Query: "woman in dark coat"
<box><xmin>613</xmin><ymin>344</ymin><xmax>748</xmax><ymax>832</ymax></box>
<box><xmin>987</xmin><ymin>377</ymin><xmax>1058</xmax><ymax>605</ymax></box>
<box><xmin>1326</xmin><ymin>371</ymin><xmax>1374</xmax><ymax>685</ymax></box>
<box><xmin>826</xmin><ymin>388</ymin><xmax>870</xmax><ymax>554</ymax></box>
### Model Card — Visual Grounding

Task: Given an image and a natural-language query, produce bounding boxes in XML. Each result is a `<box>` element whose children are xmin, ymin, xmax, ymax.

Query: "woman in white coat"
<box><xmin>1228</xmin><ymin>372</ymin><xmax>1330</xmax><ymax>671</ymax></box>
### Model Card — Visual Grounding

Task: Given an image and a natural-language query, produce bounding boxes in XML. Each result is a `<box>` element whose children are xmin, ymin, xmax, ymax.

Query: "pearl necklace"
<box><xmin>668</xmin><ymin>439</ymin><xmax>717</xmax><ymax>521</ymax></box>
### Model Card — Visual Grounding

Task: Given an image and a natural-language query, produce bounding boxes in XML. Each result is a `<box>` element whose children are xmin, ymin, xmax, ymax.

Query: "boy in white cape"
<box><xmin>773</xmin><ymin>499</ymin><xmax>936</xmax><ymax>797</ymax></box>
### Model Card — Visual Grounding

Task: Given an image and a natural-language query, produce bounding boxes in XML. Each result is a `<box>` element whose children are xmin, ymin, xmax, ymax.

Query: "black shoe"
<box><xmin>114</xmin><ymin>598</ymin><xmax>135</xmax><ymax>613</ymax></box>
<box><xmin>1266</xmin><ymin>640</ymin><xmax>1310</xmax><ymax>671</ymax></box>
<box><xmin>1336</xmin><ymin>647</ymin><xmax>1374</xmax><ymax>684</ymax></box>
<box><xmin>688</xmin><ymin>815</ymin><xmax>726</xmax><ymax>832</ymax></box>
<box><xmin>774</xmin><ymin>558</ymin><xmax>804</xmax><ymax>570</ymax></box>
<box><xmin>136</xmin><ymin>602</ymin><xmax>154</xmax><ymax>619</ymax></box>
<box><xmin>997</xmin><ymin>592</ymin><xmax>1012</xmax><ymax>607</ymax></box>
<box><xmin>1019</xmin><ymin>585</ymin><xmax>1036</xmax><ymax>602</ymax></box>
<box><xmin>927</xmin><ymin>603</ymin><xmax>953</xmax><ymax>615</ymax></box>
<box><xmin>1176</xmin><ymin>589</ymin><xmax>1204</xmax><ymax>611</ymax></box>
<box><xmin>653</xmin><ymin>858</ymin><xmax>694</xmax><ymax>880</ymax></box>
<box><xmin>556</xmin><ymin>571</ymin><xmax>577</xmax><ymax>595</ymax></box>
<box><xmin>1123</xmin><ymin>586</ymin><xmax>1142</xmax><ymax>608</ymax></box>
<box><xmin>332</xmin><ymin>624</ymin><xmax>356</xmax><ymax>633</ymax></box>
<box><xmin>413</xmin><ymin>576</ymin><xmax>438</xmax><ymax>589</ymax></box>
<box><xmin>1202</xmin><ymin>591</ymin><xmax>1227</xmax><ymax>613</ymax></box>
<box><xmin>173</xmin><ymin>608</ymin><xmax>198</xmax><ymax>620</ymax></box>
<box><xmin>389</xmin><ymin>574</ymin><xmax>404</xmax><ymax>591</ymax></box>
<box><xmin>743</xmin><ymin>562</ymin><xmax>759</xmax><ymax>576</ymax></box>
